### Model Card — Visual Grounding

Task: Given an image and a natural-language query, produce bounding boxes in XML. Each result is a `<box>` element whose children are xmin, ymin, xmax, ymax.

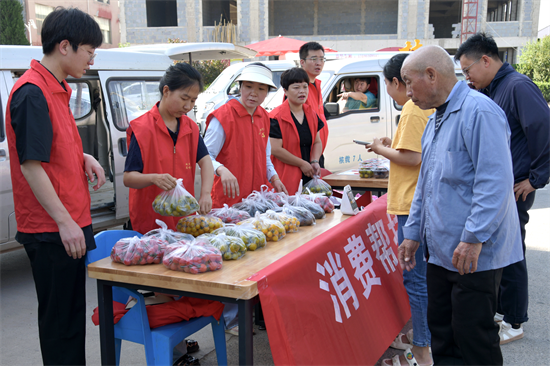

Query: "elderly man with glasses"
<box><xmin>456</xmin><ymin>32</ymin><xmax>550</xmax><ymax>346</ymax></box>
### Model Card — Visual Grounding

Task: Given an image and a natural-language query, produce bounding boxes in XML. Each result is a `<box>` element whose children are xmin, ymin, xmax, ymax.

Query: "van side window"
<box><xmin>107</xmin><ymin>80</ymin><xmax>160</xmax><ymax>130</ymax></box>
<box><xmin>327</xmin><ymin>75</ymin><xmax>380</xmax><ymax>116</ymax></box>
<box><xmin>68</xmin><ymin>82</ymin><xmax>92</xmax><ymax>120</ymax></box>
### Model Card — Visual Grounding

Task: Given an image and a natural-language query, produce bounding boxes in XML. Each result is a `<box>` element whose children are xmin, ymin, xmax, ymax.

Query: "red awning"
<box><xmin>246</xmin><ymin>36</ymin><xmax>337</xmax><ymax>57</ymax></box>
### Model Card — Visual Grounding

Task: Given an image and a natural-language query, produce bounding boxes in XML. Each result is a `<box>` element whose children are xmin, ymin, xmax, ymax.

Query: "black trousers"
<box><xmin>427</xmin><ymin>263</ymin><xmax>503</xmax><ymax>366</ymax></box>
<box><xmin>24</xmin><ymin>241</ymin><xmax>87</xmax><ymax>365</ymax></box>
<box><xmin>497</xmin><ymin>191</ymin><xmax>535</xmax><ymax>324</ymax></box>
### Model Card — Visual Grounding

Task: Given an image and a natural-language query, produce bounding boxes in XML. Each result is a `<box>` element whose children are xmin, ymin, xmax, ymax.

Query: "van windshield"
<box><xmin>206</xmin><ymin>68</ymin><xmax>238</xmax><ymax>93</ymax></box>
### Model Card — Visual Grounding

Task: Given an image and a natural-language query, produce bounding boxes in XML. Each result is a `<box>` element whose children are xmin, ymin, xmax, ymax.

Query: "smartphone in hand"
<box><xmin>353</xmin><ymin>140</ymin><xmax>371</xmax><ymax>146</ymax></box>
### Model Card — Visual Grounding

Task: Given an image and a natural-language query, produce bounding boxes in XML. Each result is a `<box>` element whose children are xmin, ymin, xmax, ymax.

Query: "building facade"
<box><xmin>122</xmin><ymin>0</ymin><xmax>541</xmax><ymax>63</ymax></box>
<box><xmin>21</xmin><ymin>0</ymin><xmax>121</xmax><ymax>48</ymax></box>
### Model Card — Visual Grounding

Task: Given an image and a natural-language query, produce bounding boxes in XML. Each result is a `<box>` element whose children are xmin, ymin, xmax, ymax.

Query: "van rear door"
<box><xmin>98</xmin><ymin>70</ymin><xmax>164</xmax><ymax>220</ymax></box>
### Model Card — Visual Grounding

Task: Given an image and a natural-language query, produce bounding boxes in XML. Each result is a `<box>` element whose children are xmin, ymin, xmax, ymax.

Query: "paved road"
<box><xmin>1</xmin><ymin>188</ymin><xmax>548</xmax><ymax>365</ymax></box>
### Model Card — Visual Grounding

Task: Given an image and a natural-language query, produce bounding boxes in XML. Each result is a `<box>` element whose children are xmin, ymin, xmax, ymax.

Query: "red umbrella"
<box><xmin>246</xmin><ymin>36</ymin><xmax>336</xmax><ymax>57</ymax></box>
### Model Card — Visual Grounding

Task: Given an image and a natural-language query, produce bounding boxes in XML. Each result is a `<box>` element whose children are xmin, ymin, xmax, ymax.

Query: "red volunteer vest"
<box><xmin>269</xmin><ymin>101</ymin><xmax>318</xmax><ymax>195</ymax></box>
<box><xmin>6</xmin><ymin>60</ymin><xmax>91</xmax><ymax>233</ymax></box>
<box><xmin>126</xmin><ymin>105</ymin><xmax>199</xmax><ymax>234</ymax></box>
<box><xmin>206</xmin><ymin>99</ymin><xmax>270</xmax><ymax>208</ymax></box>
<box><xmin>306</xmin><ymin>79</ymin><xmax>329</xmax><ymax>153</ymax></box>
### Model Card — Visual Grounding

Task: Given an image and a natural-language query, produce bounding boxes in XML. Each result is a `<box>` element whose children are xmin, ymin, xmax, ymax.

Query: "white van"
<box><xmin>194</xmin><ymin>60</ymin><xmax>296</xmax><ymax>130</ymax></box>
<box><xmin>0</xmin><ymin>43</ymin><xmax>255</xmax><ymax>252</ymax></box>
<box><xmin>265</xmin><ymin>54</ymin><xmax>465</xmax><ymax>173</ymax></box>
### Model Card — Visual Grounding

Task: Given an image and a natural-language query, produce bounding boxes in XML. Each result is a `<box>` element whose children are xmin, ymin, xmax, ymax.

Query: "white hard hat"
<box><xmin>235</xmin><ymin>63</ymin><xmax>277</xmax><ymax>90</ymax></box>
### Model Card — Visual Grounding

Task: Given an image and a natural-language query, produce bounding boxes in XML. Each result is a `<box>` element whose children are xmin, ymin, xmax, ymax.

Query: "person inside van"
<box><xmin>269</xmin><ymin>67</ymin><xmax>324</xmax><ymax>195</ymax></box>
<box><xmin>339</xmin><ymin>77</ymin><xmax>377</xmax><ymax>111</ymax></box>
<box><xmin>299</xmin><ymin>42</ymin><xmax>330</xmax><ymax>168</ymax></box>
<box><xmin>204</xmin><ymin>62</ymin><xmax>287</xmax><ymax>208</ymax></box>
<box><xmin>6</xmin><ymin>7</ymin><xmax>104</xmax><ymax>365</ymax></box>
<box><xmin>366</xmin><ymin>54</ymin><xmax>433</xmax><ymax>366</ymax></box>
<box><xmin>123</xmin><ymin>63</ymin><xmax>215</xmax><ymax>235</ymax></box>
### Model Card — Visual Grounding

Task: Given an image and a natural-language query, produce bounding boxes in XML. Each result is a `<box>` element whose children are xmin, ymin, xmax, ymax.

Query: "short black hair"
<box><xmin>42</xmin><ymin>7</ymin><xmax>103</xmax><ymax>55</ymax></box>
<box><xmin>355</xmin><ymin>77</ymin><xmax>372</xmax><ymax>84</ymax></box>
<box><xmin>159</xmin><ymin>62</ymin><xmax>204</xmax><ymax>96</ymax></box>
<box><xmin>280</xmin><ymin>67</ymin><xmax>309</xmax><ymax>90</ymax></box>
<box><xmin>454</xmin><ymin>32</ymin><xmax>501</xmax><ymax>62</ymax></box>
<box><xmin>299</xmin><ymin>42</ymin><xmax>325</xmax><ymax>60</ymax></box>
<box><xmin>383</xmin><ymin>53</ymin><xmax>409</xmax><ymax>84</ymax></box>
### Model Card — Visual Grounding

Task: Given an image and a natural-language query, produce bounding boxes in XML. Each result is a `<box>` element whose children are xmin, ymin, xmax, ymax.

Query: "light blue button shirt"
<box><xmin>403</xmin><ymin>81</ymin><xmax>523</xmax><ymax>272</ymax></box>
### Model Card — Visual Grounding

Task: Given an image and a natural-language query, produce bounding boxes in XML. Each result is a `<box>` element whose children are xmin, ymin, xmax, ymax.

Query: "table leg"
<box><xmin>97</xmin><ymin>280</ymin><xmax>116</xmax><ymax>366</ymax></box>
<box><xmin>238</xmin><ymin>299</ymin><xmax>254</xmax><ymax>365</ymax></box>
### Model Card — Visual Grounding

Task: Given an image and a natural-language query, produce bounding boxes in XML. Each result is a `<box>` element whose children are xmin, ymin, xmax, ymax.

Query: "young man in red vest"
<box><xmin>5</xmin><ymin>8</ymin><xmax>104</xmax><ymax>365</ymax></box>
<box><xmin>299</xmin><ymin>42</ymin><xmax>330</xmax><ymax>168</ymax></box>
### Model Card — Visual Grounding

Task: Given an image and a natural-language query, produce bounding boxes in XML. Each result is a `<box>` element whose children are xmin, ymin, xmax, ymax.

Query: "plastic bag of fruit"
<box><xmin>176</xmin><ymin>215</ymin><xmax>224</xmax><ymax>237</ymax></box>
<box><xmin>233</xmin><ymin>191</ymin><xmax>278</xmax><ymax>216</ymax></box>
<box><xmin>210</xmin><ymin>204</ymin><xmax>251</xmax><ymax>224</ymax></box>
<box><xmin>213</xmin><ymin>224</ymin><xmax>267</xmax><ymax>251</ymax></box>
<box><xmin>152</xmin><ymin>178</ymin><xmax>199</xmax><ymax>217</ymax></box>
<box><xmin>198</xmin><ymin>232</ymin><xmax>247</xmax><ymax>260</ymax></box>
<box><xmin>110</xmin><ymin>236</ymin><xmax>168</xmax><ymax>265</ymax></box>
<box><xmin>262</xmin><ymin>210</ymin><xmax>300</xmax><ymax>233</ymax></box>
<box><xmin>237</xmin><ymin>212</ymin><xmax>286</xmax><ymax>242</ymax></box>
<box><xmin>259</xmin><ymin>185</ymin><xmax>288</xmax><ymax>207</ymax></box>
<box><xmin>303</xmin><ymin>189</ymin><xmax>335</xmax><ymax>213</ymax></box>
<box><xmin>302</xmin><ymin>175</ymin><xmax>332</xmax><ymax>197</ymax></box>
<box><xmin>281</xmin><ymin>203</ymin><xmax>316</xmax><ymax>226</ymax></box>
<box><xmin>288</xmin><ymin>182</ymin><xmax>326</xmax><ymax>220</ymax></box>
<box><xmin>162</xmin><ymin>238</ymin><xmax>223</xmax><ymax>274</ymax></box>
<box><xmin>143</xmin><ymin>219</ymin><xmax>195</xmax><ymax>244</ymax></box>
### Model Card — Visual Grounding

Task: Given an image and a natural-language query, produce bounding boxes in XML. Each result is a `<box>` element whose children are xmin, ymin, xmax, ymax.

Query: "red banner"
<box><xmin>248</xmin><ymin>195</ymin><xmax>410</xmax><ymax>365</ymax></box>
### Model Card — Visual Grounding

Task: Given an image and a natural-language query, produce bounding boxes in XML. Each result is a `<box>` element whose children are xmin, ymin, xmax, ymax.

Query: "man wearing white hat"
<box><xmin>204</xmin><ymin>62</ymin><xmax>288</xmax><ymax>209</ymax></box>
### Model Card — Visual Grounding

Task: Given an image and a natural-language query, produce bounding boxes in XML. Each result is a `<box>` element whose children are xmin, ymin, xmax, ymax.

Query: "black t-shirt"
<box><xmin>270</xmin><ymin>112</ymin><xmax>324</xmax><ymax>183</ymax></box>
<box><xmin>124</xmin><ymin>118</ymin><xmax>209</xmax><ymax>173</ymax></box>
<box><xmin>9</xmin><ymin>74</ymin><xmax>96</xmax><ymax>250</ymax></box>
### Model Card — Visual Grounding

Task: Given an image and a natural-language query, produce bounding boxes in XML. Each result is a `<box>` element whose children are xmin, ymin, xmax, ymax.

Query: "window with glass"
<box><xmin>94</xmin><ymin>16</ymin><xmax>111</xmax><ymax>44</ymax></box>
<box><xmin>68</xmin><ymin>83</ymin><xmax>92</xmax><ymax>119</ymax></box>
<box><xmin>35</xmin><ymin>4</ymin><xmax>54</xmax><ymax>34</ymax></box>
<box><xmin>107</xmin><ymin>79</ymin><xmax>161</xmax><ymax>130</ymax></box>
<box><xmin>326</xmin><ymin>75</ymin><xmax>380</xmax><ymax>116</ymax></box>
<box><xmin>146</xmin><ymin>0</ymin><xmax>177</xmax><ymax>27</ymax></box>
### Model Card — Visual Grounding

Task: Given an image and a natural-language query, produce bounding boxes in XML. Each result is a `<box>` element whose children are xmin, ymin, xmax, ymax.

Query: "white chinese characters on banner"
<box><xmin>344</xmin><ymin>234</ymin><xmax>381</xmax><ymax>300</ymax></box>
<box><xmin>386</xmin><ymin>213</ymin><xmax>398</xmax><ymax>246</ymax></box>
<box><xmin>366</xmin><ymin>219</ymin><xmax>398</xmax><ymax>274</ymax></box>
<box><xmin>317</xmin><ymin>252</ymin><xmax>359</xmax><ymax>323</ymax></box>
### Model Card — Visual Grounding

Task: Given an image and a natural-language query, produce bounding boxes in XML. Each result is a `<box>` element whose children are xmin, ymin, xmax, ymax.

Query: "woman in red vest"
<box><xmin>123</xmin><ymin>63</ymin><xmax>214</xmax><ymax>234</ymax></box>
<box><xmin>269</xmin><ymin>68</ymin><xmax>324</xmax><ymax>195</ymax></box>
<box><xmin>204</xmin><ymin>63</ymin><xmax>287</xmax><ymax>208</ymax></box>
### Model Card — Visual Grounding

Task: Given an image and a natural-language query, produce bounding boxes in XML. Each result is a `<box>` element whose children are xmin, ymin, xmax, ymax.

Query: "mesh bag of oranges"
<box><xmin>176</xmin><ymin>215</ymin><xmax>223</xmax><ymax>237</ymax></box>
<box><xmin>152</xmin><ymin>178</ymin><xmax>199</xmax><ymax>217</ymax></box>
<box><xmin>262</xmin><ymin>209</ymin><xmax>300</xmax><ymax>233</ymax></box>
<box><xmin>198</xmin><ymin>233</ymin><xmax>247</xmax><ymax>260</ymax></box>
<box><xmin>237</xmin><ymin>212</ymin><xmax>286</xmax><ymax>242</ymax></box>
<box><xmin>213</xmin><ymin>224</ymin><xmax>267</xmax><ymax>251</ymax></box>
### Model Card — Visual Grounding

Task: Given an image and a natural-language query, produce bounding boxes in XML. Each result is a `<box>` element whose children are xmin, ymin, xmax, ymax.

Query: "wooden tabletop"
<box><xmin>323</xmin><ymin>173</ymin><xmax>388</xmax><ymax>189</ymax></box>
<box><xmin>88</xmin><ymin>211</ymin><xmax>350</xmax><ymax>300</ymax></box>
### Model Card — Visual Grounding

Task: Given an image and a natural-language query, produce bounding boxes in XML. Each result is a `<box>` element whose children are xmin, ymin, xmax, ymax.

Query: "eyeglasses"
<box><xmin>462</xmin><ymin>57</ymin><xmax>482</xmax><ymax>77</ymax></box>
<box><xmin>304</xmin><ymin>57</ymin><xmax>326</xmax><ymax>63</ymax></box>
<box><xmin>79</xmin><ymin>46</ymin><xmax>97</xmax><ymax>62</ymax></box>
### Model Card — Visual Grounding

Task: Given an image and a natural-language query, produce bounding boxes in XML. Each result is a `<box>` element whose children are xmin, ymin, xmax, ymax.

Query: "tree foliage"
<box><xmin>517</xmin><ymin>36</ymin><xmax>550</xmax><ymax>83</ymax></box>
<box><xmin>0</xmin><ymin>0</ymin><xmax>30</xmax><ymax>45</ymax></box>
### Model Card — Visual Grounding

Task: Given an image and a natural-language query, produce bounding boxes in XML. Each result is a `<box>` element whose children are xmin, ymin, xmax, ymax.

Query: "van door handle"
<box><xmin>0</xmin><ymin>149</ymin><xmax>6</xmax><ymax>162</ymax></box>
<box><xmin>370</xmin><ymin>116</ymin><xmax>380</xmax><ymax>123</ymax></box>
<box><xmin>118</xmin><ymin>138</ymin><xmax>127</xmax><ymax>157</ymax></box>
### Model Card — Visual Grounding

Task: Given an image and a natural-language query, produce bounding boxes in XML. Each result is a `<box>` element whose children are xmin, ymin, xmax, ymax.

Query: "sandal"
<box><xmin>390</xmin><ymin>329</ymin><xmax>413</xmax><ymax>350</ymax></box>
<box><xmin>382</xmin><ymin>348</ymin><xmax>433</xmax><ymax>366</ymax></box>
<box><xmin>186</xmin><ymin>339</ymin><xmax>200</xmax><ymax>354</ymax></box>
<box><xmin>173</xmin><ymin>353</ymin><xmax>200</xmax><ymax>366</ymax></box>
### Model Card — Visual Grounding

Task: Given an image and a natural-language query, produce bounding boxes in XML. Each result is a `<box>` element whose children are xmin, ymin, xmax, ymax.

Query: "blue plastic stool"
<box><xmin>87</xmin><ymin>230</ymin><xmax>228</xmax><ymax>366</ymax></box>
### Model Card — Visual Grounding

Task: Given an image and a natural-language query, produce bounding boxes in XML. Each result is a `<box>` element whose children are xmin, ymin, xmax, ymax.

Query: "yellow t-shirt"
<box><xmin>387</xmin><ymin>100</ymin><xmax>434</xmax><ymax>215</ymax></box>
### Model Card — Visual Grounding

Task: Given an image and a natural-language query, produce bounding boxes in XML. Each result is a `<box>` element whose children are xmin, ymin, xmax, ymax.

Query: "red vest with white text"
<box><xmin>126</xmin><ymin>105</ymin><xmax>199</xmax><ymax>234</ymax></box>
<box><xmin>6</xmin><ymin>60</ymin><xmax>92</xmax><ymax>233</ymax></box>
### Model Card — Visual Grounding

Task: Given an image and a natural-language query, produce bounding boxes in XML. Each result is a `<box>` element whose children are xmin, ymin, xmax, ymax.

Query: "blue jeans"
<box><xmin>398</xmin><ymin>215</ymin><xmax>431</xmax><ymax>347</ymax></box>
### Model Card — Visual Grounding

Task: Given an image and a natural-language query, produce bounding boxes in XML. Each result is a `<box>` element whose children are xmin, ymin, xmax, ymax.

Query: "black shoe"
<box><xmin>173</xmin><ymin>353</ymin><xmax>200</xmax><ymax>366</ymax></box>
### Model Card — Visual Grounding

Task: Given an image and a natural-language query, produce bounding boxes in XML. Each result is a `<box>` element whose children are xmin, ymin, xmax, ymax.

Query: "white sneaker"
<box><xmin>499</xmin><ymin>321</ymin><xmax>524</xmax><ymax>345</ymax></box>
<box><xmin>494</xmin><ymin>312</ymin><xmax>504</xmax><ymax>323</ymax></box>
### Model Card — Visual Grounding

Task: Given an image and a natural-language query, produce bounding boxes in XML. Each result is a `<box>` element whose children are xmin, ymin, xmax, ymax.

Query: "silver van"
<box><xmin>0</xmin><ymin>43</ymin><xmax>255</xmax><ymax>252</ymax></box>
<box><xmin>265</xmin><ymin>54</ymin><xmax>465</xmax><ymax>173</ymax></box>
